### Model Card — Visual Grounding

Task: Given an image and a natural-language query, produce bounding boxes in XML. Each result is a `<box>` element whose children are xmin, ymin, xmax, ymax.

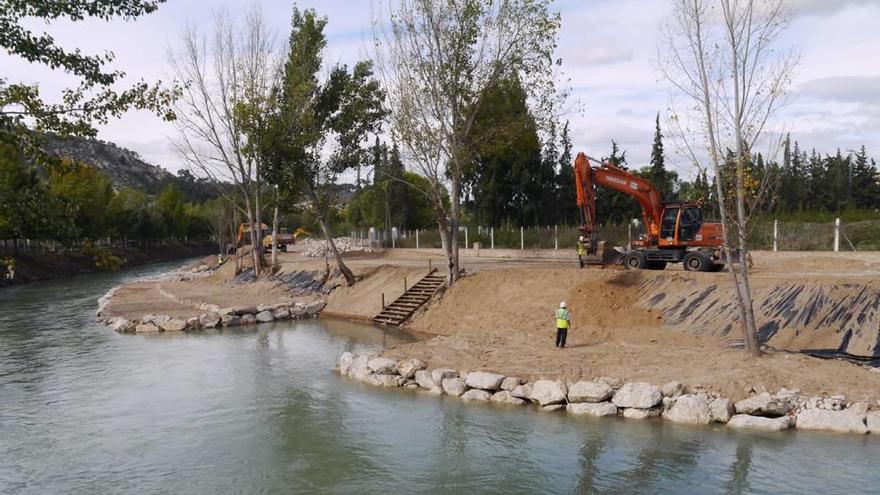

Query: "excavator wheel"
<box><xmin>623</xmin><ymin>251</ymin><xmax>647</xmax><ymax>270</ymax></box>
<box><xmin>683</xmin><ymin>252</ymin><xmax>711</xmax><ymax>272</ymax></box>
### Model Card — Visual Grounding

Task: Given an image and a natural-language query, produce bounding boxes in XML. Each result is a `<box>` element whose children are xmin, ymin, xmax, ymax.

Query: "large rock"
<box><xmin>442</xmin><ymin>377</ymin><xmax>468</xmax><ymax>397</ymax></box>
<box><xmin>727</xmin><ymin>414</ymin><xmax>792</xmax><ymax>431</ymax></box>
<box><xmin>338</xmin><ymin>352</ymin><xmax>355</xmax><ymax>375</ymax></box>
<box><xmin>734</xmin><ymin>393</ymin><xmax>790</xmax><ymax>417</ymax></box>
<box><xmin>531</xmin><ymin>380</ymin><xmax>567</xmax><ymax>406</ymax></box>
<box><xmin>510</xmin><ymin>383</ymin><xmax>533</xmax><ymax>400</ymax></box>
<box><xmin>596</xmin><ymin>376</ymin><xmax>623</xmax><ymax>390</ymax></box>
<box><xmin>623</xmin><ymin>407</ymin><xmax>661</xmax><ymax>419</ymax></box>
<box><xmin>186</xmin><ymin>317</ymin><xmax>201</xmax><ymax>330</ymax></box>
<box><xmin>397</xmin><ymin>359</ymin><xmax>427</xmax><ymax>379</ymax></box>
<box><xmin>461</xmin><ymin>389</ymin><xmax>492</xmax><ymax>401</ymax></box>
<box><xmin>612</xmin><ymin>382</ymin><xmax>663</xmax><ymax>409</ymax></box>
<box><xmin>490</xmin><ymin>391</ymin><xmax>526</xmax><ymax>405</ymax></box>
<box><xmin>465</xmin><ymin>371</ymin><xmax>505</xmax><ymax>391</ymax></box>
<box><xmin>568</xmin><ymin>381</ymin><xmax>613</xmax><ymax>403</ymax></box>
<box><xmin>159</xmin><ymin>318</ymin><xmax>187</xmax><ymax>332</ymax></box>
<box><xmin>304</xmin><ymin>300</ymin><xmax>326</xmax><ymax>316</ymax></box>
<box><xmin>273</xmin><ymin>307</ymin><xmax>291</xmax><ymax>320</ymax></box>
<box><xmin>796</xmin><ymin>409</ymin><xmax>868</xmax><ymax>434</ymax></box>
<box><xmin>709</xmin><ymin>398</ymin><xmax>735</xmax><ymax>423</ymax></box>
<box><xmin>500</xmin><ymin>377</ymin><xmax>522</xmax><ymax>391</ymax></box>
<box><xmin>663</xmin><ymin>394</ymin><xmax>712</xmax><ymax>425</ymax></box>
<box><xmin>109</xmin><ymin>317</ymin><xmax>133</xmax><ymax>333</ymax></box>
<box><xmin>135</xmin><ymin>322</ymin><xmax>160</xmax><ymax>333</ymax></box>
<box><xmin>220</xmin><ymin>314</ymin><xmax>241</xmax><ymax>327</ymax></box>
<box><xmin>240</xmin><ymin>314</ymin><xmax>257</xmax><ymax>325</ymax></box>
<box><xmin>255</xmin><ymin>311</ymin><xmax>275</xmax><ymax>323</ymax></box>
<box><xmin>349</xmin><ymin>355</ymin><xmax>371</xmax><ymax>380</ymax></box>
<box><xmin>367</xmin><ymin>357</ymin><xmax>398</xmax><ymax>375</ymax></box>
<box><xmin>567</xmin><ymin>402</ymin><xmax>619</xmax><ymax>417</ymax></box>
<box><xmin>414</xmin><ymin>370</ymin><xmax>436</xmax><ymax>390</ymax></box>
<box><xmin>290</xmin><ymin>304</ymin><xmax>306</xmax><ymax>319</ymax></box>
<box><xmin>431</xmin><ymin>369</ymin><xmax>459</xmax><ymax>387</ymax></box>
<box><xmin>866</xmin><ymin>411</ymin><xmax>880</xmax><ymax>434</ymax></box>
<box><xmin>365</xmin><ymin>374</ymin><xmax>404</xmax><ymax>388</ymax></box>
<box><xmin>661</xmin><ymin>381</ymin><xmax>684</xmax><ymax>399</ymax></box>
<box><xmin>199</xmin><ymin>313</ymin><xmax>221</xmax><ymax>329</ymax></box>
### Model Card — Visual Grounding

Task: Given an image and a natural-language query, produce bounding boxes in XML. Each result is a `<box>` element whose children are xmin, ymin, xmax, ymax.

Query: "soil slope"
<box><xmin>386</xmin><ymin>265</ymin><xmax>880</xmax><ymax>402</ymax></box>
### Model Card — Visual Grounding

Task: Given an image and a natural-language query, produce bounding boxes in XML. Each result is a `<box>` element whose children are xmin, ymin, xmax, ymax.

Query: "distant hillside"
<box><xmin>40</xmin><ymin>134</ymin><xmax>174</xmax><ymax>194</ymax></box>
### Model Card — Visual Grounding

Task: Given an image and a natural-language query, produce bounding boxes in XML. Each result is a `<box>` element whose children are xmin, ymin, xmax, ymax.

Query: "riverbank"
<box><xmin>0</xmin><ymin>242</ymin><xmax>217</xmax><ymax>288</ymax></box>
<box><xmin>98</xmin><ymin>244</ymin><xmax>880</xmax><ymax>432</ymax></box>
<box><xmin>339</xmin><ymin>351</ymin><xmax>880</xmax><ymax>435</ymax></box>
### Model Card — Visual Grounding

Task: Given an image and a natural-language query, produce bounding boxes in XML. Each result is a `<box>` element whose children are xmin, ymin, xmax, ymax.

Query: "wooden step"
<box><xmin>372</xmin><ymin>269</ymin><xmax>446</xmax><ymax>326</ymax></box>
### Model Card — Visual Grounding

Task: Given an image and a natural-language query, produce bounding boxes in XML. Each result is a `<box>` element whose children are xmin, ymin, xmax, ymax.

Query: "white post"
<box><xmin>773</xmin><ymin>219</ymin><xmax>778</xmax><ymax>252</ymax></box>
<box><xmin>554</xmin><ymin>225</ymin><xmax>558</xmax><ymax>250</ymax></box>
<box><xmin>465</xmin><ymin>226</ymin><xmax>469</xmax><ymax>249</ymax></box>
<box><xmin>834</xmin><ymin>218</ymin><xmax>840</xmax><ymax>252</ymax></box>
<box><xmin>520</xmin><ymin>226</ymin><xmax>524</xmax><ymax>250</ymax></box>
<box><xmin>416</xmin><ymin>229</ymin><xmax>419</xmax><ymax>249</ymax></box>
<box><xmin>627</xmin><ymin>222</ymin><xmax>632</xmax><ymax>249</ymax></box>
<box><xmin>491</xmin><ymin>227</ymin><xmax>494</xmax><ymax>249</ymax></box>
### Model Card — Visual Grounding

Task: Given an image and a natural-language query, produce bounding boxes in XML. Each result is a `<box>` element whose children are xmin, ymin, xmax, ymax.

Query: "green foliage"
<box><xmin>265</xmin><ymin>7</ymin><xmax>386</xmax><ymax>221</ymax></box>
<box><xmin>464</xmin><ymin>75</ymin><xmax>550</xmax><ymax>226</ymax></box>
<box><xmin>48</xmin><ymin>159</ymin><xmax>114</xmax><ymax>239</ymax></box>
<box><xmin>80</xmin><ymin>241</ymin><xmax>122</xmax><ymax>271</ymax></box>
<box><xmin>0</xmin><ymin>0</ymin><xmax>178</xmax><ymax>157</ymax></box>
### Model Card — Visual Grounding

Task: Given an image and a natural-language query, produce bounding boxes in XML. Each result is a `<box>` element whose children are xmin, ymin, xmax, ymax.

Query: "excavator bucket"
<box><xmin>581</xmin><ymin>240</ymin><xmax>625</xmax><ymax>267</ymax></box>
<box><xmin>598</xmin><ymin>241</ymin><xmax>625</xmax><ymax>265</ymax></box>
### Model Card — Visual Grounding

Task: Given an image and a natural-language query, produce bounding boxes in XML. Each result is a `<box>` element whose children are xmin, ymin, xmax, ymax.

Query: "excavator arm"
<box><xmin>574</xmin><ymin>152</ymin><xmax>664</xmax><ymax>251</ymax></box>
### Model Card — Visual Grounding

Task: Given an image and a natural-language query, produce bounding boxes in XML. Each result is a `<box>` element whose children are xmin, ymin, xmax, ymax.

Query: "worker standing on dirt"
<box><xmin>555</xmin><ymin>301</ymin><xmax>570</xmax><ymax>348</ymax></box>
<box><xmin>576</xmin><ymin>236</ymin><xmax>587</xmax><ymax>269</ymax></box>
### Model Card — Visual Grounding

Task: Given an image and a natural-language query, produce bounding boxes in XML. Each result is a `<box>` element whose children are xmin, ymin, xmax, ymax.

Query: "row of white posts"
<box><xmin>772</xmin><ymin>218</ymin><xmax>845</xmax><ymax>252</ymax></box>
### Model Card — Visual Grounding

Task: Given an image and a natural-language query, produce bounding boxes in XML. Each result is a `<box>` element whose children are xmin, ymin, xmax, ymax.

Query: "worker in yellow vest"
<box><xmin>555</xmin><ymin>301</ymin><xmax>571</xmax><ymax>348</ymax></box>
<box><xmin>576</xmin><ymin>236</ymin><xmax>587</xmax><ymax>268</ymax></box>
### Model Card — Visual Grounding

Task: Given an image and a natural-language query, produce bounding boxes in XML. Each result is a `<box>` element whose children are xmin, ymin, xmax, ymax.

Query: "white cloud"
<box><xmin>5</xmin><ymin>0</ymin><xmax>880</xmax><ymax>177</ymax></box>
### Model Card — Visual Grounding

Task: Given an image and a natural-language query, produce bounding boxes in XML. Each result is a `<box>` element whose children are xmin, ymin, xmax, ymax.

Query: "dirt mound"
<box><xmin>387</xmin><ymin>266</ymin><xmax>880</xmax><ymax>402</ymax></box>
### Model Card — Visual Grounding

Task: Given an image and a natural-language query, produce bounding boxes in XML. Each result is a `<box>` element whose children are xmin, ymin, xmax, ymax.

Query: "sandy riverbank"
<box><xmin>102</xmin><ymin>243</ymin><xmax>880</xmax><ymax>404</ymax></box>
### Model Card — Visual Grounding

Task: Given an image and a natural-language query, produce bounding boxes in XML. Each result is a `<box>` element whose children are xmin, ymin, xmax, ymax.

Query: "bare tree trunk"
<box><xmin>316</xmin><ymin>214</ymin><xmax>356</xmax><ymax>286</ymax></box>
<box><xmin>271</xmin><ymin>203</ymin><xmax>279</xmax><ymax>268</ymax></box>
<box><xmin>449</xmin><ymin>175</ymin><xmax>461</xmax><ymax>282</ymax></box>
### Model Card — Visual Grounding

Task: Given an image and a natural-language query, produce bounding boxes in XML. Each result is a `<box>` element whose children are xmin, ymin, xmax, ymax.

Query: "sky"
<box><xmin>4</xmin><ymin>0</ymin><xmax>880</xmax><ymax>180</ymax></box>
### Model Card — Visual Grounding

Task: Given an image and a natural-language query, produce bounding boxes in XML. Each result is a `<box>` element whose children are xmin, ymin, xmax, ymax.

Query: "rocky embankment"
<box><xmin>298</xmin><ymin>237</ymin><xmax>373</xmax><ymax>258</ymax></box>
<box><xmin>96</xmin><ymin>262</ymin><xmax>326</xmax><ymax>333</ymax></box>
<box><xmin>338</xmin><ymin>352</ymin><xmax>880</xmax><ymax>436</ymax></box>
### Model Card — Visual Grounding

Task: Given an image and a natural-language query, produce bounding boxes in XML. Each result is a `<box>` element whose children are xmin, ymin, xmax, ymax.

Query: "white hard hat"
<box><xmin>579</xmin><ymin>236</ymin><xmax>584</xmax><ymax>241</ymax></box>
<box><xmin>560</xmin><ymin>301</ymin><xmax>567</xmax><ymax>308</ymax></box>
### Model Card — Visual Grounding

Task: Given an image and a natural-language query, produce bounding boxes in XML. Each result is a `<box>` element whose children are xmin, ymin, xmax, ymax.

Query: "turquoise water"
<box><xmin>1</xmin><ymin>261</ymin><xmax>878</xmax><ymax>494</ymax></box>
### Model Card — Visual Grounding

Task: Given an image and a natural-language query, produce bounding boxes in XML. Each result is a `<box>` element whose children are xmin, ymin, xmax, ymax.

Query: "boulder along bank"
<box><xmin>338</xmin><ymin>352</ymin><xmax>880</xmax><ymax>436</ymax></box>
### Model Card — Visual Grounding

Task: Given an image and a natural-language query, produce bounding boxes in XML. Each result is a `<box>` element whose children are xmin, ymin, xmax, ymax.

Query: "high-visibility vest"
<box><xmin>555</xmin><ymin>308</ymin><xmax>570</xmax><ymax>329</ymax></box>
<box><xmin>577</xmin><ymin>242</ymin><xmax>586</xmax><ymax>256</ymax></box>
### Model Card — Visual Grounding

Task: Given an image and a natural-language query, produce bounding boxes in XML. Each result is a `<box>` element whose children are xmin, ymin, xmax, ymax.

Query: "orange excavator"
<box><xmin>573</xmin><ymin>151</ymin><xmax>732</xmax><ymax>271</ymax></box>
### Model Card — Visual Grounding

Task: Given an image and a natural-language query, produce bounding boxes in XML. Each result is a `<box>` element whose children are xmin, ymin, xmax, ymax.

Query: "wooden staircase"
<box><xmin>372</xmin><ymin>270</ymin><xmax>445</xmax><ymax>326</ymax></box>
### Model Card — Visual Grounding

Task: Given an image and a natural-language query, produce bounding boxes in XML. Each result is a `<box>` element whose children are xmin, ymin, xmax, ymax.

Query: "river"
<box><xmin>1</xmin><ymin>260</ymin><xmax>878</xmax><ymax>494</ymax></box>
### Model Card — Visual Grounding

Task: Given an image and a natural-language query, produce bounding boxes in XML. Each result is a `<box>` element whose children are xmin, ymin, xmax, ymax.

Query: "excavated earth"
<box><xmin>383</xmin><ymin>251</ymin><xmax>880</xmax><ymax>403</ymax></box>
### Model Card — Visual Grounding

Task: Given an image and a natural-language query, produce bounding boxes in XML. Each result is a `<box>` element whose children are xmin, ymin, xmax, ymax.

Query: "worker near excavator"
<box><xmin>555</xmin><ymin>301</ymin><xmax>571</xmax><ymax>348</ymax></box>
<box><xmin>576</xmin><ymin>236</ymin><xmax>587</xmax><ymax>268</ymax></box>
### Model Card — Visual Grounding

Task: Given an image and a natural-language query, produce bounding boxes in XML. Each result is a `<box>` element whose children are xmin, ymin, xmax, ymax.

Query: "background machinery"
<box><xmin>573</xmin><ymin>151</ymin><xmax>733</xmax><ymax>272</ymax></box>
<box><xmin>230</xmin><ymin>224</ymin><xmax>310</xmax><ymax>254</ymax></box>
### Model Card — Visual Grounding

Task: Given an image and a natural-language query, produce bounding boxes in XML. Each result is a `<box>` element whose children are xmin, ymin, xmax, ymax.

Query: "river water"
<box><xmin>1</xmin><ymin>260</ymin><xmax>878</xmax><ymax>494</ymax></box>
